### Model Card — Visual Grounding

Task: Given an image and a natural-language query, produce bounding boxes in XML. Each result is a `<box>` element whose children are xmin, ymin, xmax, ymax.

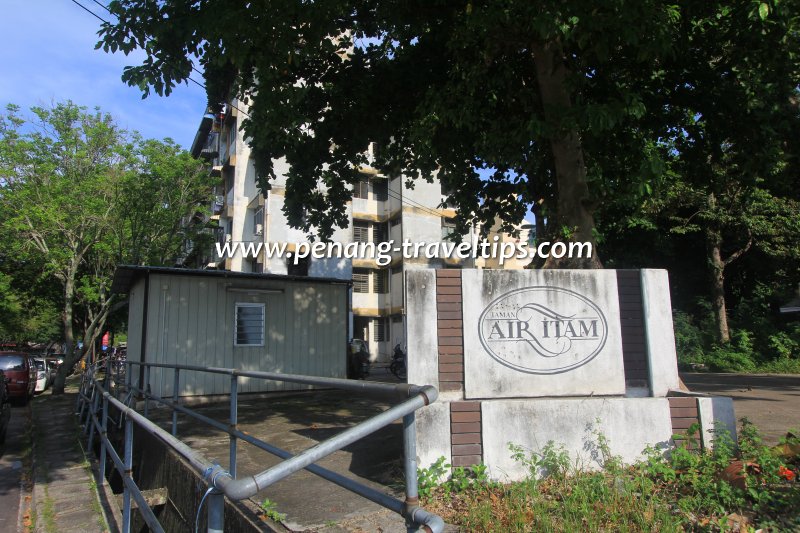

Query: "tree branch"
<box><xmin>723</xmin><ymin>231</ymin><xmax>753</xmax><ymax>267</ymax></box>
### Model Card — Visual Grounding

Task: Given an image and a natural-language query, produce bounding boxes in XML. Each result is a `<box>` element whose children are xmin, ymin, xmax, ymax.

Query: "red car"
<box><xmin>0</xmin><ymin>352</ymin><xmax>36</xmax><ymax>404</ymax></box>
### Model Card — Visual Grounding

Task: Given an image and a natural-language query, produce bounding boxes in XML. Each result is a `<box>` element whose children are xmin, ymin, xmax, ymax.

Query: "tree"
<box><xmin>639</xmin><ymin>1</ymin><xmax>800</xmax><ymax>344</ymax></box>
<box><xmin>97</xmin><ymin>0</ymin><xmax>693</xmax><ymax>267</ymax></box>
<box><xmin>0</xmin><ymin>102</ymin><xmax>214</xmax><ymax>393</ymax></box>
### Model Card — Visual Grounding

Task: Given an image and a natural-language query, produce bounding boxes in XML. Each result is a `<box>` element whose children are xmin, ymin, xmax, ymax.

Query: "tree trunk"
<box><xmin>52</xmin><ymin>273</ymin><xmax>76</xmax><ymax>394</ymax></box>
<box><xmin>532</xmin><ymin>40</ymin><xmax>601</xmax><ymax>269</ymax></box>
<box><xmin>706</xmin><ymin>225</ymin><xmax>730</xmax><ymax>344</ymax></box>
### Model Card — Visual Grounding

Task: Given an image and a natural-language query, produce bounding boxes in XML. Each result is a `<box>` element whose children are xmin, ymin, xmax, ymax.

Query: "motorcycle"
<box><xmin>389</xmin><ymin>343</ymin><xmax>407</xmax><ymax>380</ymax></box>
<box><xmin>348</xmin><ymin>339</ymin><xmax>371</xmax><ymax>379</ymax></box>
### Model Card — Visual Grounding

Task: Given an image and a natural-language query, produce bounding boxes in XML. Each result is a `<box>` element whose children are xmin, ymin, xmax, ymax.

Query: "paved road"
<box><xmin>681</xmin><ymin>373</ymin><xmax>800</xmax><ymax>444</ymax></box>
<box><xmin>0</xmin><ymin>403</ymin><xmax>30</xmax><ymax>533</ymax></box>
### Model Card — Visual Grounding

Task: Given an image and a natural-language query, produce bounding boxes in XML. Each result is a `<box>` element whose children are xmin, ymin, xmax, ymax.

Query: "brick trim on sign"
<box><xmin>436</xmin><ymin>270</ymin><xmax>464</xmax><ymax>393</ymax></box>
<box><xmin>616</xmin><ymin>270</ymin><xmax>649</xmax><ymax>388</ymax></box>
<box><xmin>450</xmin><ymin>401</ymin><xmax>483</xmax><ymax>466</ymax></box>
<box><xmin>668</xmin><ymin>396</ymin><xmax>700</xmax><ymax>448</ymax></box>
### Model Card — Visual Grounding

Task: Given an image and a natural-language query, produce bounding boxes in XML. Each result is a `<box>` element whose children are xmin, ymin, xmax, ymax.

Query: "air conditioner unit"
<box><xmin>255</xmin><ymin>224</ymin><xmax>263</xmax><ymax>236</ymax></box>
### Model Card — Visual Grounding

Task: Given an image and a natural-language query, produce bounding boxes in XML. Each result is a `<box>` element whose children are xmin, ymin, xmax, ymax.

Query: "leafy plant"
<box><xmin>508</xmin><ymin>441</ymin><xmax>571</xmax><ymax>483</ymax></box>
<box><xmin>417</xmin><ymin>457</ymin><xmax>450</xmax><ymax>498</ymax></box>
<box><xmin>258</xmin><ymin>499</ymin><xmax>286</xmax><ymax>522</ymax></box>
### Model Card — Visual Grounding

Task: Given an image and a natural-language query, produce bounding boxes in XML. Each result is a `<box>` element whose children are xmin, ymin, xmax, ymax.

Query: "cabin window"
<box><xmin>234</xmin><ymin>303</ymin><xmax>265</xmax><ymax>346</ymax></box>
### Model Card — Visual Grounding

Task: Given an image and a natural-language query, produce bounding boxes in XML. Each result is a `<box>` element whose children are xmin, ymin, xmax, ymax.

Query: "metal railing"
<box><xmin>76</xmin><ymin>357</ymin><xmax>444</xmax><ymax>533</ymax></box>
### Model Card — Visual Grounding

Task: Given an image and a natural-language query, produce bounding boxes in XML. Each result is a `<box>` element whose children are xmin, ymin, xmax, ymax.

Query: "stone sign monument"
<box><xmin>407</xmin><ymin>268</ymin><xmax>736</xmax><ymax>480</ymax></box>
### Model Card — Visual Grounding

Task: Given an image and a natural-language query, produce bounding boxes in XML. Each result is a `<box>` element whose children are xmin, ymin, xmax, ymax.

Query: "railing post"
<box><xmin>75</xmin><ymin>371</ymin><xmax>85</xmax><ymax>413</ymax></box>
<box><xmin>100</xmin><ymin>393</ymin><xmax>108</xmax><ymax>480</ymax></box>
<box><xmin>115</xmin><ymin>356</ymin><xmax>121</xmax><ymax>398</ymax></box>
<box><xmin>207</xmin><ymin>490</ymin><xmax>224</xmax><ymax>533</ymax></box>
<box><xmin>143</xmin><ymin>365</ymin><xmax>150</xmax><ymax>417</ymax></box>
<box><xmin>172</xmin><ymin>369</ymin><xmax>180</xmax><ymax>436</ymax></box>
<box><xmin>122</xmin><ymin>416</ymin><xmax>133</xmax><ymax>533</ymax></box>
<box><xmin>105</xmin><ymin>355</ymin><xmax>112</xmax><ymax>390</ymax></box>
<box><xmin>124</xmin><ymin>361</ymin><xmax>132</xmax><ymax>397</ymax></box>
<box><xmin>229</xmin><ymin>375</ymin><xmax>238</xmax><ymax>479</ymax></box>
<box><xmin>402</xmin><ymin>412</ymin><xmax>419</xmax><ymax>531</ymax></box>
<box><xmin>87</xmin><ymin>388</ymin><xmax>100</xmax><ymax>449</ymax></box>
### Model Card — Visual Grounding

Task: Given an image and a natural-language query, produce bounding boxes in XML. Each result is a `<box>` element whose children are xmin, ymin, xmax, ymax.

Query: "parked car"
<box><xmin>45</xmin><ymin>357</ymin><xmax>60</xmax><ymax>382</ymax></box>
<box><xmin>31</xmin><ymin>357</ymin><xmax>50</xmax><ymax>393</ymax></box>
<box><xmin>0</xmin><ymin>369</ymin><xmax>10</xmax><ymax>444</ymax></box>
<box><xmin>0</xmin><ymin>352</ymin><xmax>35</xmax><ymax>404</ymax></box>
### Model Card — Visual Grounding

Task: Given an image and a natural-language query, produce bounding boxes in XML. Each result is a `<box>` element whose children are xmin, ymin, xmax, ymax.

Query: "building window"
<box><xmin>373</xmin><ymin>269</ymin><xmax>388</xmax><ymax>294</ymax></box>
<box><xmin>373</xmin><ymin>180</ymin><xmax>388</xmax><ymax>201</ymax></box>
<box><xmin>234</xmin><ymin>303</ymin><xmax>264</xmax><ymax>346</ymax></box>
<box><xmin>372</xmin><ymin>222</ymin><xmax>387</xmax><ymax>245</ymax></box>
<box><xmin>441</xmin><ymin>218</ymin><xmax>457</xmax><ymax>240</ymax></box>
<box><xmin>287</xmin><ymin>255</ymin><xmax>309</xmax><ymax>276</ymax></box>
<box><xmin>353</xmin><ymin>268</ymin><xmax>370</xmax><ymax>293</ymax></box>
<box><xmin>373</xmin><ymin>318</ymin><xmax>387</xmax><ymax>342</ymax></box>
<box><xmin>354</xmin><ymin>178</ymin><xmax>369</xmax><ymax>199</ymax></box>
<box><xmin>253</xmin><ymin>206</ymin><xmax>264</xmax><ymax>235</ymax></box>
<box><xmin>228</xmin><ymin>122</ymin><xmax>237</xmax><ymax>151</ymax></box>
<box><xmin>353</xmin><ymin>221</ymin><xmax>369</xmax><ymax>243</ymax></box>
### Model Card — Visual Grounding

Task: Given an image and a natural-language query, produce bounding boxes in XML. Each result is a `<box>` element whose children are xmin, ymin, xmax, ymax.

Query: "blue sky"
<box><xmin>0</xmin><ymin>0</ymin><xmax>207</xmax><ymax>149</ymax></box>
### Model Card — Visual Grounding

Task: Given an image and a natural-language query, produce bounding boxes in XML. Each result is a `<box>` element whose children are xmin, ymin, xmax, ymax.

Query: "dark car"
<box><xmin>0</xmin><ymin>352</ymin><xmax>36</xmax><ymax>404</ymax></box>
<box><xmin>0</xmin><ymin>369</ymin><xmax>10</xmax><ymax>444</ymax></box>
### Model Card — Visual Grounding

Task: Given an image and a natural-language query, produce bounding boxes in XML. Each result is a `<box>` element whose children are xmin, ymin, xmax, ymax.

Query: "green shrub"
<box><xmin>707</xmin><ymin>329</ymin><xmax>758</xmax><ymax>372</ymax></box>
<box><xmin>426</xmin><ymin>421</ymin><xmax>800</xmax><ymax>531</ymax></box>
<box><xmin>673</xmin><ymin>310</ymin><xmax>706</xmax><ymax>366</ymax></box>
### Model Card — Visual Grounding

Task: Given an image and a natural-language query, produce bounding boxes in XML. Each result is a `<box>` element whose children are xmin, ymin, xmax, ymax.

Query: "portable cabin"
<box><xmin>111</xmin><ymin>266</ymin><xmax>351</xmax><ymax>397</ymax></box>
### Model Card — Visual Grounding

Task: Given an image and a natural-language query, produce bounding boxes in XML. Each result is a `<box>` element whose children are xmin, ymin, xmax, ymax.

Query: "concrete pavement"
<box><xmin>146</xmin><ymin>385</ymin><xmax>412</xmax><ymax>532</ymax></box>
<box><xmin>29</xmin><ymin>382</ymin><xmax>110</xmax><ymax>533</ymax></box>
<box><xmin>0</xmin><ymin>403</ymin><xmax>30</xmax><ymax>533</ymax></box>
<box><xmin>681</xmin><ymin>372</ymin><xmax>800</xmax><ymax>444</ymax></box>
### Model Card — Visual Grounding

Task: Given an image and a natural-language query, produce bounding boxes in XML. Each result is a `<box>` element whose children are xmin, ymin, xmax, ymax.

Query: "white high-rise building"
<box><xmin>191</xmin><ymin>99</ymin><xmax>531</xmax><ymax>361</ymax></box>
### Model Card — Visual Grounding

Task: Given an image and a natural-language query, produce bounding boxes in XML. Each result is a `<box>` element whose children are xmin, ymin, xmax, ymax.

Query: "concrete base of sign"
<box><xmin>481</xmin><ymin>398</ymin><xmax>673</xmax><ymax>481</ymax></box>
<box><xmin>697</xmin><ymin>396</ymin><xmax>737</xmax><ymax>450</ymax></box>
<box><xmin>414</xmin><ymin>397</ymin><xmax>675</xmax><ymax>482</ymax></box>
<box><xmin>415</xmin><ymin>402</ymin><xmax>451</xmax><ymax>480</ymax></box>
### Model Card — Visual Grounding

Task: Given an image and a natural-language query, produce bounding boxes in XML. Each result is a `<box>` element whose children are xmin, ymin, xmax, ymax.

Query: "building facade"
<box><xmin>190</xmin><ymin>99</ymin><xmax>532</xmax><ymax>361</ymax></box>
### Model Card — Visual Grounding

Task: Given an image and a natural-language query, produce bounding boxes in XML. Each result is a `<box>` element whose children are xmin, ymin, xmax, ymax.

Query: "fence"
<box><xmin>76</xmin><ymin>357</ymin><xmax>444</xmax><ymax>533</ymax></box>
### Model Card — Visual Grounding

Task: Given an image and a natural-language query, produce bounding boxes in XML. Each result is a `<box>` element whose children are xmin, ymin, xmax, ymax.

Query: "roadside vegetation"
<box><xmin>0</xmin><ymin>102</ymin><xmax>216</xmax><ymax>391</ymax></box>
<box><xmin>419</xmin><ymin>421</ymin><xmax>799</xmax><ymax>532</ymax></box>
<box><xmin>673</xmin><ymin>306</ymin><xmax>800</xmax><ymax>374</ymax></box>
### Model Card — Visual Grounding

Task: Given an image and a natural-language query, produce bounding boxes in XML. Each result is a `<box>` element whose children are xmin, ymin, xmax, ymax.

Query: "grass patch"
<box><xmin>420</xmin><ymin>420</ymin><xmax>800</xmax><ymax>531</ymax></box>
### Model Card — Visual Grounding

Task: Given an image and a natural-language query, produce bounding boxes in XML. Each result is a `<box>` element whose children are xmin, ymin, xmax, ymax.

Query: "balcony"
<box><xmin>200</xmin><ymin>132</ymin><xmax>219</xmax><ymax>160</ymax></box>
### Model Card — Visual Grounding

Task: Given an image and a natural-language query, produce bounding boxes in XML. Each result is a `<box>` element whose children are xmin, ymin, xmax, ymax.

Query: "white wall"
<box><xmin>138</xmin><ymin>273</ymin><xmax>349</xmax><ymax>397</ymax></box>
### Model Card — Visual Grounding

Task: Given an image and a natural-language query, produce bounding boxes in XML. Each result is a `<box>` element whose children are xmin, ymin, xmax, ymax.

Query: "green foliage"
<box><xmin>508</xmin><ymin>441</ymin><xmax>571</xmax><ymax>482</ymax></box>
<box><xmin>417</xmin><ymin>457</ymin><xmax>498</xmax><ymax>500</ymax></box>
<box><xmin>417</xmin><ymin>456</ymin><xmax>450</xmax><ymax>499</ymax></box>
<box><xmin>258</xmin><ymin>498</ymin><xmax>286</xmax><ymax>522</ymax></box>
<box><xmin>0</xmin><ymin>102</ymin><xmax>213</xmax><ymax>374</ymax></box>
<box><xmin>672</xmin><ymin>280</ymin><xmax>800</xmax><ymax>373</ymax></box>
<box><xmin>706</xmin><ymin>330</ymin><xmax>759</xmax><ymax>373</ymax></box>
<box><xmin>673</xmin><ymin>310</ymin><xmax>707</xmax><ymax>367</ymax></box>
<box><xmin>429</xmin><ymin>422</ymin><xmax>800</xmax><ymax>531</ymax></box>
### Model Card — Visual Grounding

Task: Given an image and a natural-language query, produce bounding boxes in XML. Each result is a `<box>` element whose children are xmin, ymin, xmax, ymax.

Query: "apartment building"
<box><xmin>190</xmin><ymin>99</ymin><xmax>532</xmax><ymax>361</ymax></box>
